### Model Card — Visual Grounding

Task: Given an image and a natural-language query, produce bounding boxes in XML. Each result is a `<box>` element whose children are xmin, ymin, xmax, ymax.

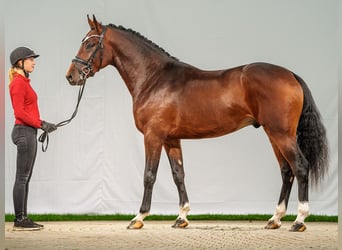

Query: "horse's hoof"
<box><xmin>290</xmin><ymin>222</ymin><xmax>306</xmax><ymax>232</ymax></box>
<box><xmin>172</xmin><ymin>218</ymin><xmax>189</xmax><ymax>229</ymax></box>
<box><xmin>264</xmin><ymin>220</ymin><xmax>281</xmax><ymax>229</ymax></box>
<box><xmin>127</xmin><ymin>220</ymin><xmax>144</xmax><ymax>229</ymax></box>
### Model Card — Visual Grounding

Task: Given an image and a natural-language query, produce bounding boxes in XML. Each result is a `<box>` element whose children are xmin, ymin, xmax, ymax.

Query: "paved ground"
<box><xmin>5</xmin><ymin>220</ymin><xmax>338</xmax><ymax>250</ymax></box>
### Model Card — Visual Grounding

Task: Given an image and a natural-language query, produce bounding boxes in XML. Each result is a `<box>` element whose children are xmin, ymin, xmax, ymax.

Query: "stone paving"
<box><xmin>5</xmin><ymin>220</ymin><xmax>338</xmax><ymax>250</ymax></box>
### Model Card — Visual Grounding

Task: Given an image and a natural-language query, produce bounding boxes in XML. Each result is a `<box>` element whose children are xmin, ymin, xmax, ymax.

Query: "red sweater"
<box><xmin>9</xmin><ymin>73</ymin><xmax>42</xmax><ymax>128</ymax></box>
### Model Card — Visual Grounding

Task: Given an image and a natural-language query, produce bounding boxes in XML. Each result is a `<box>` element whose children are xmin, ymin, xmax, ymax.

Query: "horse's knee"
<box><xmin>144</xmin><ymin>168</ymin><xmax>158</xmax><ymax>187</ymax></box>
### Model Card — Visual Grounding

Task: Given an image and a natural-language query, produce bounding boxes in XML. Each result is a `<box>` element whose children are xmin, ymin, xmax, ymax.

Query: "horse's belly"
<box><xmin>170</xmin><ymin>116</ymin><xmax>255</xmax><ymax>139</ymax></box>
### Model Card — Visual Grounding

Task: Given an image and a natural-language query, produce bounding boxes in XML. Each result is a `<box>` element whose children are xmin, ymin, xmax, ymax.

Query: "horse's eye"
<box><xmin>85</xmin><ymin>42</ymin><xmax>95</xmax><ymax>50</ymax></box>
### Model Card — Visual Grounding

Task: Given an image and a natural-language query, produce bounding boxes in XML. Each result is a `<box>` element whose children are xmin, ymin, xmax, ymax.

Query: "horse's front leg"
<box><xmin>127</xmin><ymin>134</ymin><xmax>162</xmax><ymax>229</ymax></box>
<box><xmin>164</xmin><ymin>139</ymin><xmax>190</xmax><ymax>229</ymax></box>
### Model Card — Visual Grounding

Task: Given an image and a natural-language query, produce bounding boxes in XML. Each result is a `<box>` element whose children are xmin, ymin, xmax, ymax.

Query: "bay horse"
<box><xmin>66</xmin><ymin>15</ymin><xmax>329</xmax><ymax>232</ymax></box>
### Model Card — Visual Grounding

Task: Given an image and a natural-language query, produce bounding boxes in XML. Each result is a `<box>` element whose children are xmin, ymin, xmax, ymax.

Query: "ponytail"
<box><xmin>8</xmin><ymin>67</ymin><xmax>17</xmax><ymax>83</ymax></box>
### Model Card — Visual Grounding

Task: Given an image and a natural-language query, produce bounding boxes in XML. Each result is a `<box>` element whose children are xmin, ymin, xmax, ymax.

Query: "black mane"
<box><xmin>107</xmin><ymin>23</ymin><xmax>179</xmax><ymax>61</ymax></box>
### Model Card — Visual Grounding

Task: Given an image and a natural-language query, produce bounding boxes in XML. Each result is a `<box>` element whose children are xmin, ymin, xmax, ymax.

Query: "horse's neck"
<box><xmin>116</xmin><ymin>59</ymin><xmax>160</xmax><ymax>96</ymax></box>
<box><xmin>109</xmin><ymin>31</ymin><xmax>168</xmax><ymax>98</ymax></box>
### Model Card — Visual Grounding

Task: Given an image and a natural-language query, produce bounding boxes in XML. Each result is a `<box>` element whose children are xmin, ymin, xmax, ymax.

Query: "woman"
<box><xmin>9</xmin><ymin>47</ymin><xmax>57</xmax><ymax>231</ymax></box>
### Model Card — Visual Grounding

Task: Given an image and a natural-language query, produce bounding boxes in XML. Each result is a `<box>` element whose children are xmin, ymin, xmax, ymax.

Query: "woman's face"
<box><xmin>19</xmin><ymin>57</ymin><xmax>36</xmax><ymax>73</ymax></box>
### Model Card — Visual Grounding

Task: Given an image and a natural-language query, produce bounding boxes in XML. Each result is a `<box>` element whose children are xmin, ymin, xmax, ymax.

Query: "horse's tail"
<box><xmin>293</xmin><ymin>73</ymin><xmax>329</xmax><ymax>187</ymax></box>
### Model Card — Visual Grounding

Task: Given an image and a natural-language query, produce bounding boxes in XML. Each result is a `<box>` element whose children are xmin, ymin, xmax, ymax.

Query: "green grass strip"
<box><xmin>5</xmin><ymin>214</ymin><xmax>337</xmax><ymax>222</ymax></box>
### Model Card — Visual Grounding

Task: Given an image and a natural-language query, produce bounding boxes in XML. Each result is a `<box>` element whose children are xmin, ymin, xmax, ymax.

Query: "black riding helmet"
<box><xmin>10</xmin><ymin>47</ymin><xmax>39</xmax><ymax>66</ymax></box>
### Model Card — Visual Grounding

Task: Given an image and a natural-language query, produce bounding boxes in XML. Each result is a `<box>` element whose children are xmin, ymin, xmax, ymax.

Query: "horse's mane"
<box><xmin>107</xmin><ymin>23</ymin><xmax>179</xmax><ymax>61</ymax></box>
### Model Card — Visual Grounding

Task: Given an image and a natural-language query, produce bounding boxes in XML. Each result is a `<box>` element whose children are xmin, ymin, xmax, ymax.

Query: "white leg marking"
<box><xmin>269</xmin><ymin>200</ymin><xmax>287</xmax><ymax>225</ymax></box>
<box><xmin>295</xmin><ymin>202</ymin><xmax>309</xmax><ymax>224</ymax></box>
<box><xmin>132</xmin><ymin>212</ymin><xmax>149</xmax><ymax>222</ymax></box>
<box><xmin>178</xmin><ymin>202</ymin><xmax>190</xmax><ymax>221</ymax></box>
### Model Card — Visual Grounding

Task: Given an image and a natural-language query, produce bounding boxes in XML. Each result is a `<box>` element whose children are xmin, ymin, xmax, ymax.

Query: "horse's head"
<box><xmin>66</xmin><ymin>15</ymin><xmax>110</xmax><ymax>85</ymax></box>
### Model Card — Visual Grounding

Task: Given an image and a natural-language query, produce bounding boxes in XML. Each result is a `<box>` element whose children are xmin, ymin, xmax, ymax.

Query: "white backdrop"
<box><xmin>5</xmin><ymin>0</ymin><xmax>338</xmax><ymax>216</ymax></box>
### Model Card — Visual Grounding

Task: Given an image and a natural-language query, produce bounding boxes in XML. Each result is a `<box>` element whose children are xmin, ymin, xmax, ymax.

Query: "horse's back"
<box><xmin>134</xmin><ymin>61</ymin><xmax>304</xmax><ymax>139</ymax></box>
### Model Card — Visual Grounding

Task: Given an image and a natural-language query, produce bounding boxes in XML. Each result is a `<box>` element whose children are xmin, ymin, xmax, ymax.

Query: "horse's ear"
<box><xmin>87</xmin><ymin>14</ymin><xmax>95</xmax><ymax>30</ymax></box>
<box><xmin>92</xmin><ymin>15</ymin><xmax>102</xmax><ymax>32</ymax></box>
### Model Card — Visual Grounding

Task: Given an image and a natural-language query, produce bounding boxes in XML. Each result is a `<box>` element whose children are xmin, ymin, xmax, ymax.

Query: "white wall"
<box><xmin>5</xmin><ymin>0</ymin><xmax>338</xmax><ymax>216</ymax></box>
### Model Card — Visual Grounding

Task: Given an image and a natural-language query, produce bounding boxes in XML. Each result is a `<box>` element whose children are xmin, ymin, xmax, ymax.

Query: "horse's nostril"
<box><xmin>66</xmin><ymin>74</ymin><xmax>73</xmax><ymax>83</ymax></box>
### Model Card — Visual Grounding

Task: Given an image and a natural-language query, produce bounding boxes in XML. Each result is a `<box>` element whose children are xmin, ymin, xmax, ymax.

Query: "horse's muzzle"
<box><xmin>66</xmin><ymin>73</ymin><xmax>85</xmax><ymax>86</ymax></box>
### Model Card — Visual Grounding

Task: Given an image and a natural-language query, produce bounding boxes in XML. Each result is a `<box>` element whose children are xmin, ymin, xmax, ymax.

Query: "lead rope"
<box><xmin>38</xmin><ymin>83</ymin><xmax>86</xmax><ymax>152</ymax></box>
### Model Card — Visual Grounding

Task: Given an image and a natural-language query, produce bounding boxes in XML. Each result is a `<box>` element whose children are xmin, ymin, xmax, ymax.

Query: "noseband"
<box><xmin>72</xmin><ymin>26</ymin><xmax>107</xmax><ymax>81</ymax></box>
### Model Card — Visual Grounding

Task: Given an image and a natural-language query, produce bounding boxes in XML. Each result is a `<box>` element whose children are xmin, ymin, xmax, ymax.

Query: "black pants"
<box><xmin>11</xmin><ymin>125</ymin><xmax>37</xmax><ymax>218</ymax></box>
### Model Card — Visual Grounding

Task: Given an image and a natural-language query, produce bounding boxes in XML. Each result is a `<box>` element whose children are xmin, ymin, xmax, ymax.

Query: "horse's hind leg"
<box><xmin>266</xmin><ymin>134</ymin><xmax>309</xmax><ymax>232</ymax></box>
<box><xmin>164</xmin><ymin>139</ymin><xmax>190</xmax><ymax>228</ymax></box>
<box><xmin>289</xmin><ymin>145</ymin><xmax>310</xmax><ymax>232</ymax></box>
<box><xmin>265</xmin><ymin>141</ymin><xmax>295</xmax><ymax>229</ymax></box>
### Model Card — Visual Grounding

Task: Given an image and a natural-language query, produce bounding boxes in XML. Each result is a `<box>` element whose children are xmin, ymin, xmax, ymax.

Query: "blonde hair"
<box><xmin>8</xmin><ymin>67</ymin><xmax>17</xmax><ymax>83</ymax></box>
<box><xmin>8</xmin><ymin>66</ymin><xmax>24</xmax><ymax>83</ymax></box>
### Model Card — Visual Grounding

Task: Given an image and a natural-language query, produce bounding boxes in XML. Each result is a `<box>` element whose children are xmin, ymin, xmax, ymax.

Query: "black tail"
<box><xmin>294</xmin><ymin>73</ymin><xmax>329</xmax><ymax>187</ymax></box>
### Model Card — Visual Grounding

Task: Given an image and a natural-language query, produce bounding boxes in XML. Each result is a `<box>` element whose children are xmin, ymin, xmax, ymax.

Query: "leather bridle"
<box><xmin>72</xmin><ymin>26</ymin><xmax>107</xmax><ymax>82</ymax></box>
